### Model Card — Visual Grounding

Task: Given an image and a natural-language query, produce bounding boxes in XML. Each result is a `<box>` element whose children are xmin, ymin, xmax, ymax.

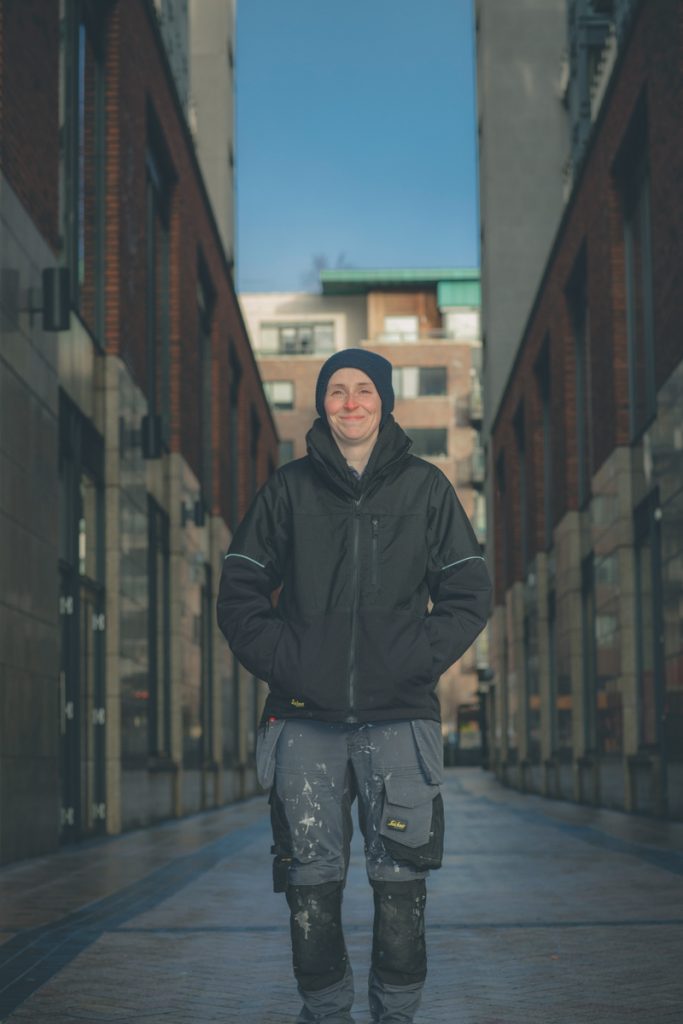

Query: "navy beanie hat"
<box><xmin>315</xmin><ymin>348</ymin><xmax>395</xmax><ymax>426</ymax></box>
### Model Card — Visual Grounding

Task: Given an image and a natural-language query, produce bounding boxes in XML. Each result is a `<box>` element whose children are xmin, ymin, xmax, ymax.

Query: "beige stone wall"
<box><xmin>491</xmin><ymin>403</ymin><xmax>682</xmax><ymax>816</ymax></box>
<box><xmin>101</xmin><ymin>359</ymin><xmax>262</xmax><ymax>834</ymax></box>
<box><xmin>0</xmin><ymin>178</ymin><xmax>61</xmax><ymax>863</ymax></box>
<box><xmin>104</xmin><ymin>356</ymin><xmax>123</xmax><ymax>834</ymax></box>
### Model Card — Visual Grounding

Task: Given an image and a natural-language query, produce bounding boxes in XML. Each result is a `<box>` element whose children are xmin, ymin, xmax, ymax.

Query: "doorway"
<box><xmin>58</xmin><ymin>395</ymin><xmax>106</xmax><ymax>840</ymax></box>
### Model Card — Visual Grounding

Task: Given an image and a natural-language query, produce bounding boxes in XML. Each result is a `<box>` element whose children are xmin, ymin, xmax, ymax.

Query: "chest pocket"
<box><xmin>362</xmin><ymin>512</ymin><xmax>427</xmax><ymax>601</ymax></box>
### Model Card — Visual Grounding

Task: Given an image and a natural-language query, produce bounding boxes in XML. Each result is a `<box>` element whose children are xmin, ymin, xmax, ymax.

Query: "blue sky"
<box><xmin>236</xmin><ymin>0</ymin><xmax>478</xmax><ymax>292</ymax></box>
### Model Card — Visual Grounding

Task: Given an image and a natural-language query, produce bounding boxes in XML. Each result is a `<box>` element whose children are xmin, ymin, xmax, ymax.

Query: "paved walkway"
<box><xmin>1</xmin><ymin>769</ymin><xmax>683</xmax><ymax>1023</ymax></box>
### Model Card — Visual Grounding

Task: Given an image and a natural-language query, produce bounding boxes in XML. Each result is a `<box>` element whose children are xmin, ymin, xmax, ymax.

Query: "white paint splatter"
<box><xmin>295</xmin><ymin>910</ymin><xmax>311</xmax><ymax>939</ymax></box>
<box><xmin>299</xmin><ymin>813</ymin><xmax>316</xmax><ymax>832</ymax></box>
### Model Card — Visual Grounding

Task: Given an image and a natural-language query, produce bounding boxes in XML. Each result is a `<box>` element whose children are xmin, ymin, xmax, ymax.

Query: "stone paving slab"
<box><xmin>1</xmin><ymin>769</ymin><xmax>683</xmax><ymax>1023</ymax></box>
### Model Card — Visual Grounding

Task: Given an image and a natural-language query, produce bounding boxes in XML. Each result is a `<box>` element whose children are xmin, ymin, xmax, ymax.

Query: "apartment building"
<box><xmin>240</xmin><ymin>269</ymin><xmax>488</xmax><ymax>735</ymax></box>
<box><xmin>476</xmin><ymin>0</ymin><xmax>683</xmax><ymax>816</ymax></box>
<box><xmin>0</xmin><ymin>0</ymin><xmax>277</xmax><ymax>864</ymax></box>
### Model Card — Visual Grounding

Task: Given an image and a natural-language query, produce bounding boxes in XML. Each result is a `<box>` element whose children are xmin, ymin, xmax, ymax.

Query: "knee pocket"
<box><xmin>371</xmin><ymin>879</ymin><xmax>427</xmax><ymax>985</ymax></box>
<box><xmin>380</xmin><ymin>775</ymin><xmax>444</xmax><ymax>871</ymax></box>
<box><xmin>286</xmin><ymin>882</ymin><xmax>348</xmax><ymax>992</ymax></box>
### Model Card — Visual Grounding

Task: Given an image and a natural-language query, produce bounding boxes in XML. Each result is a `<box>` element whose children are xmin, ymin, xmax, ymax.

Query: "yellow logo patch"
<box><xmin>290</xmin><ymin>698</ymin><xmax>305</xmax><ymax>708</ymax></box>
<box><xmin>386</xmin><ymin>818</ymin><xmax>408</xmax><ymax>832</ymax></box>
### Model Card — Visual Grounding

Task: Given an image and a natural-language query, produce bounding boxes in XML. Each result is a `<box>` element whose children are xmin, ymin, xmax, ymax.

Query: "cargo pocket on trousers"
<box><xmin>379</xmin><ymin>774</ymin><xmax>444</xmax><ymax>871</ymax></box>
<box><xmin>410</xmin><ymin>719</ymin><xmax>444</xmax><ymax>785</ymax></box>
<box><xmin>255</xmin><ymin>719</ymin><xmax>286</xmax><ymax>789</ymax></box>
<box><xmin>269</xmin><ymin>786</ymin><xmax>293</xmax><ymax>892</ymax></box>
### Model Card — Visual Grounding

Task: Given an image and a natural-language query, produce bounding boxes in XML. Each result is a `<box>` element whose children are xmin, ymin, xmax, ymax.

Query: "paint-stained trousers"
<box><xmin>256</xmin><ymin>718</ymin><xmax>445</xmax><ymax>1024</ymax></box>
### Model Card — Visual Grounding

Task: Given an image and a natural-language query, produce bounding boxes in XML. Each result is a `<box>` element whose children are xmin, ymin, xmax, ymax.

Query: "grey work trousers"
<box><xmin>256</xmin><ymin>718</ymin><xmax>444</xmax><ymax>1024</ymax></box>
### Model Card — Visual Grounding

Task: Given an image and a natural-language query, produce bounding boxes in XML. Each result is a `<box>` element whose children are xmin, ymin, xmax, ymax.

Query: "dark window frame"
<box><xmin>263</xmin><ymin>379</ymin><xmax>295</xmax><ymax>410</ymax></box>
<box><xmin>260</xmin><ymin>322</ymin><xmax>335</xmax><ymax>355</ymax></box>
<box><xmin>535</xmin><ymin>340</ymin><xmax>553</xmax><ymax>550</ymax></box>
<box><xmin>197</xmin><ymin>258</ymin><xmax>215</xmax><ymax>511</ymax></box>
<box><xmin>393</xmin><ymin>366</ymin><xmax>448</xmax><ymax>398</ymax></box>
<box><xmin>613</xmin><ymin>93</ymin><xmax>656</xmax><ymax>440</ymax></box>
<box><xmin>145</xmin><ymin>104</ymin><xmax>175</xmax><ymax>449</ymax></box>
<box><xmin>581</xmin><ymin>554</ymin><xmax>597</xmax><ymax>754</ymax></box>
<box><xmin>147</xmin><ymin>497</ymin><xmax>171</xmax><ymax>760</ymax></box>
<box><xmin>406</xmin><ymin>427</ymin><xmax>448</xmax><ymax>458</ymax></box>
<box><xmin>567</xmin><ymin>247</ymin><xmax>592</xmax><ymax>508</ymax></box>
<box><xmin>250</xmin><ymin>407</ymin><xmax>261</xmax><ymax>499</ymax></box>
<box><xmin>229</xmin><ymin>349</ymin><xmax>243</xmax><ymax>528</ymax></box>
<box><xmin>63</xmin><ymin>0</ymin><xmax>107</xmax><ymax>343</ymax></box>
<box><xmin>513</xmin><ymin>404</ymin><xmax>528</xmax><ymax>569</ymax></box>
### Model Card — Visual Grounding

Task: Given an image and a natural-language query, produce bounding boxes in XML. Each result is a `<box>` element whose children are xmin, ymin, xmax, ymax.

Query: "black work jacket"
<box><xmin>216</xmin><ymin>417</ymin><xmax>492</xmax><ymax>724</ymax></box>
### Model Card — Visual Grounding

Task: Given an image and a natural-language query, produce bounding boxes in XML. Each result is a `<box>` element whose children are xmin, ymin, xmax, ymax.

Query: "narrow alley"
<box><xmin>1</xmin><ymin>769</ymin><xmax>682</xmax><ymax>1024</ymax></box>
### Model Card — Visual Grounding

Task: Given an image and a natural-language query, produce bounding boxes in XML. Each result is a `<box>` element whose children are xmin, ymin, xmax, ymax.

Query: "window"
<box><xmin>581</xmin><ymin>552</ymin><xmax>598</xmax><ymax>753</ymax></box>
<box><xmin>63</xmin><ymin>0</ymin><xmax>107</xmax><ymax>339</ymax></box>
<box><xmin>383</xmin><ymin>315</ymin><xmax>418</xmax><ymax>342</ymax></box>
<box><xmin>147</xmin><ymin>499</ymin><xmax>171</xmax><ymax>758</ymax></box>
<box><xmin>634</xmin><ymin>492</ymin><xmax>665</xmax><ymax>750</ymax></box>
<box><xmin>263</xmin><ymin>380</ymin><xmax>294</xmax><ymax>410</ymax></box>
<box><xmin>443</xmin><ymin>309</ymin><xmax>480</xmax><ymax>340</ymax></box>
<box><xmin>524</xmin><ymin>611</ymin><xmax>540</xmax><ymax>763</ymax></box>
<box><xmin>407</xmin><ymin>428</ymin><xmax>447</xmax><ymax>458</ymax></box>
<box><xmin>229</xmin><ymin>351</ymin><xmax>242</xmax><ymax>529</ymax></box>
<box><xmin>279</xmin><ymin>440</ymin><xmax>294</xmax><ymax>465</ymax></box>
<box><xmin>393</xmin><ymin>367</ymin><xmax>447</xmax><ymax>398</ymax></box>
<box><xmin>144</xmin><ymin>123</ymin><xmax>173</xmax><ymax>454</ymax></box>
<box><xmin>199</xmin><ymin>563</ymin><xmax>213</xmax><ymax>766</ymax></box>
<box><xmin>250</xmin><ymin>409</ymin><xmax>261</xmax><ymax>499</ymax></box>
<box><xmin>624</xmin><ymin>167</ymin><xmax>655</xmax><ymax>436</ymax></box>
<box><xmin>259</xmin><ymin>322</ymin><xmax>335</xmax><ymax>355</ymax></box>
<box><xmin>198</xmin><ymin>265</ymin><xmax>215</xmax><ymax>510</ymax></box>
<box><xmin>514</xmin><ymin>405</ymin><xmax>528</xmax><ymax>569</ymax></box>
<box><xmin>568</xmin><ymin>249</ymin><xmax>592</xmax><ymax>507</ymax></box>
<box><xmin>548</xmin><ymin>589</ymin><xmax>558</xmax><ymax>753</ymax></box>
<box><xmin>497</xmin><ymin>451</ymin><xmax>513</xmax><ymax>590</ymax></box>
<box><xmin>222</xmin><ymin>654</ymin><xmax>240</xmax><ymax>768</ymax></box>
<box><xmin>535</xmin><ymin>341</ymin><xmax>553</xmax><ymax>549</ymax></box>
<box><xmin>593</xmin><ymin>550</ymin><xmax>623</xmax><ymax>755</ymax></box>
<box><xmin>615</xmin><ymin>96</ymin><xmax>655</xmax><ymax>438</ymax></box>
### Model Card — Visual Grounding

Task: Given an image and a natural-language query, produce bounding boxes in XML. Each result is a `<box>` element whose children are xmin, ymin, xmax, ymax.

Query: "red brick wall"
<box><xmin>104</xmin><ymin>1</ymin><xmax>276</xmax><ymax>526</ymax></box>
<box><xmin>0</xmin><ymin>0</ymin><xmax>60</xmax><ymax>250</ymax></box>
<box><xmin>491</xmin><ymin>0</ymin><xmax>683</xmax><ymax>594</ymax></box>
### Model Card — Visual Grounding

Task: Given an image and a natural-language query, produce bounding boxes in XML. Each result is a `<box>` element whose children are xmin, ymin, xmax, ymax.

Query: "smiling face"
<box><xmin>323</xmin><ymin>367</ymin><xmax>382</xmax><ymax>449</ymax></box>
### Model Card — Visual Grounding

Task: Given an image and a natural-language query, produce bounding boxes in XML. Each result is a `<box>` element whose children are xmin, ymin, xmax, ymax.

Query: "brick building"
<box><xmin>0</xmin><ymin>0</ymin><xmax>278</xmax><ymax>864</ymax></box>
<box><xmin>477</xmin><ymin>0</ymin><xmax>683</xmax><ymax>816</ymax></box>
<box><xmin>240</xmin><ymin>269</ymin><xmax>489</xmax><ymax>737</ymax></box>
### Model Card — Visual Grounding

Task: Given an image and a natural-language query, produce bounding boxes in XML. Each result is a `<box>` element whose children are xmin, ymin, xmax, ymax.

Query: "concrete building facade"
<box><xmin>0</xmin><ymin>0</ymin><xmax>277</xmax><ymax>865</ymax></box>
<box><xmin>240</xmin><ymin>269</ymin><xmax>488</xmax><ymax>737</ymax></box>
<box><xmin>476</xmin><ymin>0</ymin><xmax>683</xmax><ymax>817</ymax></box>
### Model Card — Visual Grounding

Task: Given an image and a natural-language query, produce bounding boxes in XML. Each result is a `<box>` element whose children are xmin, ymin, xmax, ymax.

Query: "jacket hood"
<box><xmin>306</xmin><ymin>415</ymin><xmax>412</xmax><ymax>498</ymax></box>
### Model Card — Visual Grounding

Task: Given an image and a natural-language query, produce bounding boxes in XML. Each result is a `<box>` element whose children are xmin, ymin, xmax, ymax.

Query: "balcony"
<box><xmin>456</xmin><ymin>442</ymin><xmax>486</xmax><ymax>491</ymax></box>
<box><xmin>454</xmin><ymin>379</ymin><xmax>483</xmax><ymax>430</ymax></box>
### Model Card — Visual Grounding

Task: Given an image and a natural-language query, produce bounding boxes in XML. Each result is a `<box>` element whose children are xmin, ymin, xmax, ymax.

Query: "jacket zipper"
<box><xmin>346</xmin><ymin>497</ymin><xmax>362</xmax><ymax>720</ymax></box>
<box><xmin>371</xmin><ymin>517</ymin><xmax>379</xmax><ymax>588</ymax></box>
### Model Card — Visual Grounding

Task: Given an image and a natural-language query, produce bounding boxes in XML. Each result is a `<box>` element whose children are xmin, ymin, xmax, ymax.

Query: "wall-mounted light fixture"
<box><xmin>181</xmin><ymin>498</ymin><xmax>205</xmax><ymax>528</ymax></box>
<box><xmin>2</xmin><ymin>267</ymin><xmax>71</xmax><ymax>333</ymax></box>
